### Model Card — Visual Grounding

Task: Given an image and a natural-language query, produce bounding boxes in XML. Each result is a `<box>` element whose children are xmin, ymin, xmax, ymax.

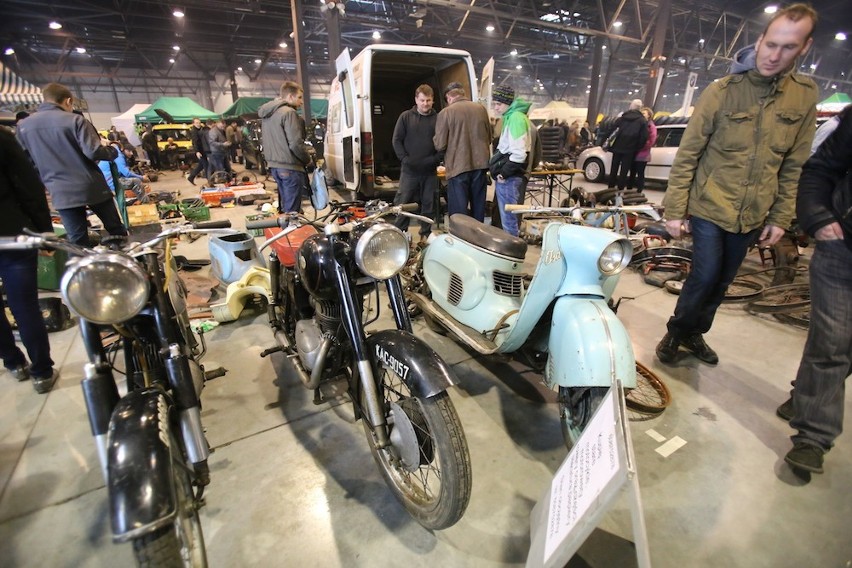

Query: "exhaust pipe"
<box><xmin>273</xmin><ymin>331</ymin><xmax>332</xmax><ymax>390</ymax></box>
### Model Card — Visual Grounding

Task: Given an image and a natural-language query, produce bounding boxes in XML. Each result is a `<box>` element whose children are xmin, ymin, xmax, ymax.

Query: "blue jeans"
<box><xmin>271</xmin><ymin>168</ymin><xmax>308</xmax><ymax>213</ymax></box>
<box><xmin>0</xmin><ymin>250</ymin><xmax>53</xmax><ymax>378</ymax></box>
<box><xmin>667</xmin><ymin>217</ymin><xmax>759</xmax><ymax>337</ymax></box>
<box><xmin>446</xmin><ymin>169</ymin><xmax>488</xmax><ymax>222</ymax></box>
<box><xmin>393</xmin><ymin>172</ymin><xmax>437</xmax><ymax>237</ymax></box>
<box><xmin>790</xmin><ymin>239</ymin><xmax>852</xmax><ymax>450</ymax></box>
<box><xmin>209</xmin><ymin>153</ymin><xmax>231</xmax><ymax>176</ymax></box>
<box><xmin>58</xmin><ymin>198</ymin><xmax>128</xmax><ymax>247</ymax></box>
<box><xmin>495</xmin><ymin>176</ymin><xmax>525</xmax><ymax>236</ymax></box>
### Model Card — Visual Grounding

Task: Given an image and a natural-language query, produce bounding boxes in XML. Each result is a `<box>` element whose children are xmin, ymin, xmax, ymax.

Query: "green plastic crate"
<box><xmin>179</xmin><ymin>203</ymin><xmax>211</xmax><ymax>222</ymax></box>
<box><xmin>37</xmin><ymin>249</ymin><xmax>69</xmax><ymax>290</ymax></box>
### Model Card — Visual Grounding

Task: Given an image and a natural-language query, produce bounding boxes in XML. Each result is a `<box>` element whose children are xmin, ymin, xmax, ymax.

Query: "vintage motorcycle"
<box><xmin>246</xmin><ymin>201</ymin><xmax>472</xmax><ymax>530</ymax></box>
<box><xmin>404</xmin><ymin>205</ymin><xmax>637</xmax><ymax>449</ymax></box>
<box><xmin>0</xmin><ymin>220</ymin><xmax>232</xmax><ymax>566</ymax></box>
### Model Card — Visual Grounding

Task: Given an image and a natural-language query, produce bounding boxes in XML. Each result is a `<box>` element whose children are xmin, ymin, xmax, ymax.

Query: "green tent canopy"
<box><xmin>818</xmin><ymin>92</ymin><xmax>851</xmax><ymax>105</ymax></box>
<box><xmin>309</xmin><ymin>99</ymin><xmax>328</xmax><ymax>119</ymax></box>
<box><xmin>222</xmin><ymin>97</ymin><xmax>272</xmax><ymax>119</ymax></box>
<box><xmin>134</xmin><ymin>96</ymin><xmax>219</xmax><ymax>124</ymax></box>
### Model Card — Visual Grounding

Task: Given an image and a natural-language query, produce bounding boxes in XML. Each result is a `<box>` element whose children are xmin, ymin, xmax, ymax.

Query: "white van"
<box><xmin>325</xmin><ymin>45</ymin><xmax>493</xmax><ymax>197</ymax></box>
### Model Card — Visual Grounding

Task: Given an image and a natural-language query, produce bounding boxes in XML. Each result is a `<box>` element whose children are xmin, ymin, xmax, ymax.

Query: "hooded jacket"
<box><xmin>16</xmin><ymin>102</ymin><xmax>118</xmax><ymax>209</ymax></box>
<box><xmin>433</xmin><ymin>97</ymin><xmax>492</xmax><ymax>180</ymax></box>
<box><xmin>663</xmin><ymin>49</ymin><xmax>817</xmax><ymax>233</ymax></box>
<box><xmin>611</xmin><ymin>109</ymin><xmax>648</xmax><ymax>154</ymax></box>
<box><xmin>258</xmin><ymin>99</ymin><xmax>312</xmax><ymax>172</ymax></box>
<box><xmin>392</xmin><ymin>105</ymin><xmax>439</xmax><ymax>175</ymax></box>
<box><xmin>494</xmin><ymin>98</ymin><xmax>532</xmax><ymax>179</ymax></box>
<box><xmin>0</xmin><ymin>129</ymin><xmax>52</xmax><ymax>237</ymax></box>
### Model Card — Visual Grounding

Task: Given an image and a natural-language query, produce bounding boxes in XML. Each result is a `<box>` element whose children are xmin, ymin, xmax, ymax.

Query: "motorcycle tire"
<box><xmin>132</xmin><ymin>448</ymin><xmax>207</xmax><ymax>567</ymax></box>
<box><xmin>361</xmin><ymin>364</ymin><xmax>472</xmax><ymax>530</ymax></box>
<box><xmin>558</xmin><ymin>386</ymin><xmax>608</xmax><ymax>451</ymax></box>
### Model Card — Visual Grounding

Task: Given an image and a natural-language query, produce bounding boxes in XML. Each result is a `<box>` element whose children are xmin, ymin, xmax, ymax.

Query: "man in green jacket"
<box><xmin>656</xmin><ymin>3</ymin><xmax>818</xmax><ymax>366</ymax></box>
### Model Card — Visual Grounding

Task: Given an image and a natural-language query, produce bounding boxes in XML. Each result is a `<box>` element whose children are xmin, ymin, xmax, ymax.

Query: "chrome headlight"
<box><xmin>597</xmin><ymin>239</ymin><xmax>632</xmax><ymax>275</ymax></box>
<box><xmin>354</xmin><ymin>223</ymin><xmax>409</xmax><ymax>280</ymax></box>
<box><xmin>60</xmin><ymin>253</ymin><xmax>149</xmax><ymax>324</ymax></box>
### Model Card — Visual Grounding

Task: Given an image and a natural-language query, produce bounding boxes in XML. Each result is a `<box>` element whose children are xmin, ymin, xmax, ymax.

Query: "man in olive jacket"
<box><xmin>656</xmin><ymin>4</ymin><xmax>818</xmax><ymax>366</ymax></box>
<box><xmin>433</xmin><ymin>83</ymin><xmax>492</xmax><ymax>222</ymax></box>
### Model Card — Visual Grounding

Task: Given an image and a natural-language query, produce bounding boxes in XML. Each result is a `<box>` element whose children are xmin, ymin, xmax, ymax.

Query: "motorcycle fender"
<box><xmin>546</xmin><ymin>297</ymin><xmax>636</xmax><ymax>389</ymax></box>
<box><xmin>107</xmin><ymin>388</ymin><xmax>177</xmax><ymax>542</ymax></box>
<box><xmin>367</xmin><ymin>330</ymin><xmax>457</xmax><ymax>398</ymax></box>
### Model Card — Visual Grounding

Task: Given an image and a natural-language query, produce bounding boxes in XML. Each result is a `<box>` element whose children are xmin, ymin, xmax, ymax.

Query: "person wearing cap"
<box><xmin>489</xmin><ymin>85</ymin><xmax>532</xmax><ymax>237</ymax></box>
<box><xmin>433</xmin><ymin>82</ymin><xmax>492</xmax><ymax>222</ymax></box>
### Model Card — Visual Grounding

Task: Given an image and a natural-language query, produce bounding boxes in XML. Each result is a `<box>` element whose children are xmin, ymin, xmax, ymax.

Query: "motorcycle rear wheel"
<box><xmin>558</xmin><ymin>386</ymin><xmax>608</xmax><ymax>451</ymax></box>
<box><xmin>361</xmin><ymin>365</ymin><xmax>472</xmax><ymax>530</ymax></box>
<box><xmin>132</xmin><ymin>455</ymin><xmax>207</xmax><ymax>567</ymax></box>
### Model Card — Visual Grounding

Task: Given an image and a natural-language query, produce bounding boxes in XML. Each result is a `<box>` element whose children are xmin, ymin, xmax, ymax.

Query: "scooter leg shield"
<box><xmin>107</xmin><ymin>388</ymin><xmax>177</xmax><ymax>542</ymax></box>
<box><xmin>546</xmin><ymin>297</ymin><xmax>636</xmax><ymax>389</ymax></box>
<box><xmin>366</xmin><ymin>329</ymin><xmax>457</xmax><ymax>398</ymax></box>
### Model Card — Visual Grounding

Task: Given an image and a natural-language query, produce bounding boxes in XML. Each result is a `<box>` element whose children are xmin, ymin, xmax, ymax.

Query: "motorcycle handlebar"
<box><xmin>192</xmin><ymin>220</ymin><xmax>232</xmax><ymax>230</ymax></box>
<box><xmin>0</xmin><ymin>235</ymin><xmax>43</xmax><ymax>250</ymax></box>
<box><xmin>245</xmin><ymin>216</ymin><xmax>288</xmax><ymax>231</ymax></box>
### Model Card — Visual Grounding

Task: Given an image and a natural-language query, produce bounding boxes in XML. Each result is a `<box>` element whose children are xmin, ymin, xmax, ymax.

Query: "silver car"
<box><xmin>577</xmin><ymin>123</ymin><xmax>687</xmax><ymax>186</ymax></box>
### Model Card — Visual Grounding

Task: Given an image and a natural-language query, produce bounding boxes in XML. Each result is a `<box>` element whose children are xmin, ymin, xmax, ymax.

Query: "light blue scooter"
<box><xmin>406</xmin><ymin>208</ymin><xmax>636</xmax><ymax>449</ymax></box>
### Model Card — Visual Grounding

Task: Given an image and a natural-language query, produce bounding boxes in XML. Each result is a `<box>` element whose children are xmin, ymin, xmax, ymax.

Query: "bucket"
<box><xmin>209</xmin><ymin>232</ymin><xmax>264</xmax><ymax>284</ymax></box>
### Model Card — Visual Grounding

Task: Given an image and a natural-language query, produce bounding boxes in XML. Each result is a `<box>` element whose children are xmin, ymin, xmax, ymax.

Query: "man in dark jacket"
<box><xmin>259</xmin><ymin>81</ymin><xmax>313</xmax><ymax>213</ymax></box>
<box><xmin>0</xmin><ymin>129</ymin><xmax>59</xmax><ymax>393</ymax></box>
<box><xmin>392</xmin><ymin>84</ymin><xmax>439</xmax><ymax>243</ymax></box>
<box><xmin>16</xmin><ymin>83</ymin><xmax>127</xmax><ymax>247</ymax></box>
<box><xmin>207</xmin><ymin>118</ymin><xmax>232</xmax><ymax>179</ymax></box>
<box><xmin>186</xmin><ymin>117</ymin><xmax>209</xmax><ymax>186</ymax></box>
<box><xmin>141</xmin><ymin>124</ymin><xmax>162</xmax><ymax>170</ymax></box>
<box><xmin>607</xmin><ymin>99</ymin><xmax>647</xmax><ymax>190</ymax></box>
<box><xmin>777</xmin><ymin>106</ymin><xmax>852</xmax><ymax>475</ymax></box>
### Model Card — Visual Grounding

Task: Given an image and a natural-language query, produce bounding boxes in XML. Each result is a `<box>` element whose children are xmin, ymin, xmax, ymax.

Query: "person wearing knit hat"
<box><xmin>489</xmin><ymin>85</ymin><xmax>532</xmax><ymax>237</ymax></box>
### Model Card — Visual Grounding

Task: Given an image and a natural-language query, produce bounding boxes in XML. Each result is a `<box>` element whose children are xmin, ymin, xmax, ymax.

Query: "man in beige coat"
<box><xmin>433</xmin><ymin>83</ymin><xmax>492</xmax><ymax>221</ymax></box>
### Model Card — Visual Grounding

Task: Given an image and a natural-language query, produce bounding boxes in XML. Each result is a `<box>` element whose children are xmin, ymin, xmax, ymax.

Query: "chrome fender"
<box><xmin>367</xmin><ymin>330</ymin><xmax>457</xmax><ymax>398</ymax></box>
<box><xmin>545</xmin><ymin>297</ymin><xmax>636</xmax><ymax>389</ymax></box>
<box><xmin>107</xmin><ymin>388</ymin><xmax>177</xmax><ymax>542</ymax></box>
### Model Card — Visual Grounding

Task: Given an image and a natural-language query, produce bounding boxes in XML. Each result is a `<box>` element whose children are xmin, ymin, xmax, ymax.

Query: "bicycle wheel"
<box><xmin>748</xmin><ymin>283</ymin><xmax>810</xmax><ymax>314</ymax></box>
<box><xmin>723</xmin><ymin>278</ymin><xmax>765</xmax><ymax>302</ymax></box>
<box><xmin>625</xmin><ymin>362</ymin><xmax>672</xmax><ymax>415</ymax></box>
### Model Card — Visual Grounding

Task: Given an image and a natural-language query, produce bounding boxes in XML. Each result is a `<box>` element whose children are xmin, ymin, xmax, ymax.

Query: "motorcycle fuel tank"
<box><xmin>297</xmin><ymin>235</ymin><xmax>348</xmax><ymax>300</ymax></box>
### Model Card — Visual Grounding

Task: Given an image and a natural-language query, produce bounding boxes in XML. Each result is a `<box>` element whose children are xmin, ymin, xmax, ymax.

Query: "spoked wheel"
<box><xmin>748</xmin><ymin>283</ymin><xmax>810</xmax><ymax>313</ymax></box>
<box><xmin>724</xmin><ymin>278</ymin><xmax>765</xmax><ymax>302</ymax></box>
<box><xmin>361</xmin><ymin>362</ymin><xmax>472</xmax><ymax>530</ymax></box>
<box><xmin>773</xmin><ymin>309</ymin><xmax>810</xmax><ymax>329</ymax></box>
<box><xmin>558</xmin><ymin>386</ymin><xmax>608</xmax><ymax>451</ymax></box>
<box><xmin>233</xmin><ymin>170</ymin><xmax>259</xmax><ymax>184</ymax></box>
<box><xmin>133</xmin><ymin>454</ymin><xmax>207</xmax><ymax>567</ymax></box>
<box><xmin>208</xmin><ymin>170</ymin><xmax>232</xmax><ymax>186</ymax></box>
<box><xmin>625</xmin><ymin>362</ymin><xmax>672</xmax><ymax>416</ymax></box>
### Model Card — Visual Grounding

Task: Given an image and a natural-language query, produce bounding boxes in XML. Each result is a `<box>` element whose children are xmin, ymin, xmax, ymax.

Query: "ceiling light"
<box><xmin>515</xmin><ymin>64</ymin><xmax>522</xmax><ymax>69</ymax></box>
<box><xmin>510</xmin><ymin>49</ymin><xmax>518</xmax><ymax>56</ymax></box>
<box><xmin>573</xmin><ymin>12</ymin><xmax>581</xmax><ymax>17</ymax></box>
<box><xmin>831</xmin><ymin>84</ymin><xmax>838</xmax><ymax>89</ymax></box>
<box><xmin>49</xmin><ymin>21</ymin><xmax>62</xmax><ymax>30</ymax></box>
<box><xmin>372</xmin><ymin>31</ymin><xmax>381</xmax><ymax>40</ymax></box>
<box><xmin>810</xmin><ymin>63</ymin><xmax>818</xmax><ymax>70</ymax></box>
<box><xmin>486</xmin><ymin>24</ymin><xmax>495</xmax><ymax>32</ymax></box>
<box><xmin>836</xmin><ymin>32</ymin><xmax>847</xmax><ymax>41</ymax></box>
<box><xmin>279</xmin><ymin>41</ymin><xmax>288</xmax><ymax>48</ymax></box>
<box><xmin>237</xmin><ymin>66</ymin><xmax>243</xmax><ymax>71</ymax></box>
<box><xmin>173</xmin><ymin>8</ymin><xmax>185</xmax><ymax>18</ymax></box>
<box><xmin>613</xmin><ymin>21</ymin><xmax>623</xmax><ymax>28</ymax></box>
<box><xmin>4</xmin><ymin>48</ymin><xmax>14</xmax><ymax>55</ymax></box>
<box><xmin>76</xmin><ymin>47</ymin><xmax>86</xmax><ymax>54</ymax></box>
<box><xmin>173</xmin><ymin>45</ymin><xmax>180</xmax><ymax>51</ymax></box>
<box><xmin>169</xmin><ymin>58</ymin><xmax>175</xmax><ymax>63</ymax></box>
<box><xmin>602</xmin><ymin>45</ymin><xmax>607</xmax><ymax>50</ymax></box>
<box><xmin>764</xmin><ymin>5</ymin><xmax>778</xmax><ymax>14</ymax></box>
<box><xmin>553</xmin><ymin>54</ymin><xmax>559</xmax><ymax>59</ymax></box>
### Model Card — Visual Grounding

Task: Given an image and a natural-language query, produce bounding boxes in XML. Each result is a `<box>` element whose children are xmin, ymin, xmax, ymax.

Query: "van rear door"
<box><xmin>478</xmin><ymin>57</ymin><xmax>495</xmax><ymax>113</ymax></box>
<box><xmin>335</xmin><ymin>49</ymin><xmax>362</xmax><ymax>191</ymax></box>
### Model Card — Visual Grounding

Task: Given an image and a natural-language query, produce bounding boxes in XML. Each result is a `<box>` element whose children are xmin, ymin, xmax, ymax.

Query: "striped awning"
<box><xmin>0</xmin><ymin>63</ymin><xmax>43</xmax><ymax>107</ymax></box>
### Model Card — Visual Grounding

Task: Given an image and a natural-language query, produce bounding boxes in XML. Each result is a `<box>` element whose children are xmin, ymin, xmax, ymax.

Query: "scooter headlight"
<box><xmin>354</xmin><ymin>223</ymin><xmax>410</xmax><ymax>280</ymax></box>
<box><xmin>597</xmin><ymin>239</ymin><xmax>632</xmax><ymax>275</ymax></box>
<box><xmin>60</xmin><ymin>253</ymin><xmax>149</xmax><ymax>324</ymax></box>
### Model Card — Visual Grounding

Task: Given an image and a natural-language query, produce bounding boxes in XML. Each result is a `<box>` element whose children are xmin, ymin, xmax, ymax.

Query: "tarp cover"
<box><xmin>0</xmin><ymin>62</ymin><xmax>43</xmax><ymax>107</ymax></box>
<box><xmin>111</xmin><ymin>103</ymin><xmax>151</xmax><ymax>146</ymax></box>
<box><xmin>134</xmin><ymin>96</ymin><xmax>219</xmax><ymax>124</ymax></box>
<box><xmin>817</xmin><ymin>92</ymin><xmax>851</xmax><ymax>113</ymax></box>
<box><xmin>222</xmin><ymin>97</ymin><xmax>272</xmax><ymax>119</ymax></box>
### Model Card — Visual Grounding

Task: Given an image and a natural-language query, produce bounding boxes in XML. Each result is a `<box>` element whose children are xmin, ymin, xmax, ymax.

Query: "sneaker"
<box><xmin>776</xmin><ymin>398</ymin><xmax>794</xmax><ymax>422</ymax></box>
<box><xmin>9</xmin><ymin>365</ymin><xmax>30</xmax><ymax>382</ymax></box>
<box><xmin>32</xmin><ymin>369</ymin><xmax>59</xmax><ymax>394</ymax></box>
<box><xmin>682</xmin><ymin>334</ymin><xmax>719</xmax><ymax>365</ymax></box>
<box><xmin>785</xmin><ymin>442</ymin><xmax>824</xmax><ymax>474</ymax></box>
<box><xmin>655</xmin><ymin>333</ymin><xmax>681</xmax><ymax>364</ymax></box>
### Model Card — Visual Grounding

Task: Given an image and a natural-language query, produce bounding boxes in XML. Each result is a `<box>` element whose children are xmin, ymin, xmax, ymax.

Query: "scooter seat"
<box><xmin>448</xmin><ymin>214</ymin><xmax>527</xmax><ymax>260</ymax></box>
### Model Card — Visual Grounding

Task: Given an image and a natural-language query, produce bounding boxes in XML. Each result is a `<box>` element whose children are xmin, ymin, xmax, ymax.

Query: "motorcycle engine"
<box><xmin>295</xmin><ymin>319</ymin><xmax>324</xmax><ymax>371</ymax></box>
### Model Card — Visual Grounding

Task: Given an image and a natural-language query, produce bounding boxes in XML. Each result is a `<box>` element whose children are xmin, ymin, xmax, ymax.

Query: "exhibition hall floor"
<box><xmin>1</xmin><ymin>168</ymin><xmax>849</xmax><ymax>567</ymax></box>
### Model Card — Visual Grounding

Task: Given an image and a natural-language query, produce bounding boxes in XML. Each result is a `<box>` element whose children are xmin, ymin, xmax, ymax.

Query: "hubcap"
<box><xmin>389</xmin><ymin>402</ymin><xmax>420</xmax><ymax>472</ymax></box>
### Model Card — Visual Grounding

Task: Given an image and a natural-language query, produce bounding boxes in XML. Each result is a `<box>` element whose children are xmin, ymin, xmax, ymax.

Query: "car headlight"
<box><xmin>60</xmin><ymin>253</ymin><xmax>149</xmax><ymax>324</ymax></box>
<box><xmin>597</xmin><ymin>239</ymin><xmax>632</xmax><ymax>275</ymax></box>
<box><xmin>354</xmin><ymin>223</ymin><xmax>409</xmax><ymax>280</ymax></box>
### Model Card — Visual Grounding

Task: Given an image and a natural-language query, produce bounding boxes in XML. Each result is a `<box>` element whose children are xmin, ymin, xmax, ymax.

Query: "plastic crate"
<box><xmin>37</xmin><ymin>249</ymin><xmax>69</xmax><ymax>290</ymax></box>
<box><xmin>179</xmin><ymin>203</ymin><xmax>211</xmax><ymax>222</ymax></box>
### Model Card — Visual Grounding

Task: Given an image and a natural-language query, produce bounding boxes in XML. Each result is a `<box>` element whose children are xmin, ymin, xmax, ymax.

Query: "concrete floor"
<box><xmin>1</xmin><ymin>167</ymin><xmax>850</xmax><ymax>567</ymax></box>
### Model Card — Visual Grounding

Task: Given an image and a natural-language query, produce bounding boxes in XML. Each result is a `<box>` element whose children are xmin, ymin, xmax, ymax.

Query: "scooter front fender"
<box><xmin>367</xmin><ymin>330</ymin><xmax>457</xmax><ymax>398</ymax></box>
<box><xmin>546</xmin><ymin>297</ymin><xmax>636</xmax><ymax>389</ymax></box>
<box><xmin>107</xmin><ymin>388</ymin><xmax>177</xmax><ymax>542</ymax></box>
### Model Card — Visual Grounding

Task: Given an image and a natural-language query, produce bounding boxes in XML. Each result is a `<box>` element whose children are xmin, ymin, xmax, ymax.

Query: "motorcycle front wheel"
<box><xmin>558</xmin><ymin>386</ymin><xmax>608</xmax><ymax>451</ymax></box>
<box><xmin>361</xmin><ymin>365</ymin><xmax>472</xmax><ymax>530</ymax></box>
<box><xmin>132</xmin><ymin>452</ymin><xmax>207</xmax><ymax>567</ymax></box>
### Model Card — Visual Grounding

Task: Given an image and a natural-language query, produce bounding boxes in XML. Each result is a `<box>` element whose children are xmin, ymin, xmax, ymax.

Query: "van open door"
<box><xmin>478</xmin><ymin>57</ymin><xmax>495</xmax><ymax>115</ymax></box>
<box><xmin>335</xmin><ymin>48</ymin><xmax>361</xmax><ymax>191</ymax></box>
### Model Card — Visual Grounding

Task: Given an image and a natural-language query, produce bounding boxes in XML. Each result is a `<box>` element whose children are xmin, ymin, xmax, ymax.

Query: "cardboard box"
<box><xmin>126</xmin><ymin>204</ymin><xmax>160</xmax><ymax>226</ymax></box>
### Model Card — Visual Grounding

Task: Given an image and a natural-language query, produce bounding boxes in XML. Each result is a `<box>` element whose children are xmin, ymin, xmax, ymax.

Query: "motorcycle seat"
<box><xmin>448</xmin><ymin>214</ymin><xmax>527</xmax><ymax>260</ymax></box>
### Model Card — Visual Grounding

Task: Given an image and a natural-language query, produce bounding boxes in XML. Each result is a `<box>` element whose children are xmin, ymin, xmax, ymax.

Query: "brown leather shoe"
<box><xmin>682</xmin><ymin>334</ymin><xmax>719</xmax><ymax>365</ymax></box>
<box><xmin>655</xmin><ymin>333</ymin><xmax>681</xmax><ymax>364</ymax></box>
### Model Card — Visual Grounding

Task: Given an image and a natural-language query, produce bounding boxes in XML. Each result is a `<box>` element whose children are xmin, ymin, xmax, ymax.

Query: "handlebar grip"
<box><xmin>399</xmin><ymin>203</ymin><xmax>419</xmax><ymax>212</ymax></box>
<box><xmin>245</xmin><ymin>216</ymin><xmax>286</xmax><ymax>231</ymax></box>
<box><xmin>504</xmin><ymin>204</ymin><xmax>529</xmax><ymax>212</ymax></box>
<box><xmin>192</xmin><ymin>220</ymin><xmax>232</xmax><ymax>230</ymax></box>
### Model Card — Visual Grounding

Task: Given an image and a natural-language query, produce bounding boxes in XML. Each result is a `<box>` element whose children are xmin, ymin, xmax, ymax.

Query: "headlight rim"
<box><xmin>597</xmin><ymin>238</ymin><xmax>632</xmax><ymax>276</ymax></box>
<box><xmin>353</xmin><ymin>223</ymin><xmax>410</xmax><ymax>280</ymax></box>
<box><xmin>60</xmin><ymin>253</ymin><xmax>150</xmax><ymax>324</ymax></box>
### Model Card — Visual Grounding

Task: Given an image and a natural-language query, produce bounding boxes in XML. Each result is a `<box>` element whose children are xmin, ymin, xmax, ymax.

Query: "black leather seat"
<box><xmin>448</xmin><ymin>214</ymin><xmax>527</xmax><ymax>260</ymax></box>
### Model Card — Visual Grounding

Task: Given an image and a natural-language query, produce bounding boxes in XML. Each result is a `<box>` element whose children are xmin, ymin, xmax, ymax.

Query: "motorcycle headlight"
<box><xmin>354</xmin><ymin>223</ymin><xmax>409</xmax><ymax>280</ymax></box>
<box><xmin>597</xmin><ymin>239</ymin><xmax>632</xmax><ymax>275</ymax></box>
<box><xmin>60</xmin><ymin>254</ymin><xmax>149</xmax><ymax>324</ymax></box>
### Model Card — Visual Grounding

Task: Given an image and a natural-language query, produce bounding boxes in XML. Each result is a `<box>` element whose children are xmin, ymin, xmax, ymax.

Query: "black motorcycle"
<box><xmin>0</xmin><ymin>220</ymin><xmax>232</xmax><ymax>566</ymax></box>
<box><xmin>246</xmin><ymin>201</ymin><xmax>472</xmax><ymax>530</ymax></box>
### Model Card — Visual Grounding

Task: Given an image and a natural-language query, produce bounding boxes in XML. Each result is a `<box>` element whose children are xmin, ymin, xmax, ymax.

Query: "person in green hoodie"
<box><xmin>489</xmin><ymin>85</ymin><xmax>532</xmax><ymax>237</ymax></box>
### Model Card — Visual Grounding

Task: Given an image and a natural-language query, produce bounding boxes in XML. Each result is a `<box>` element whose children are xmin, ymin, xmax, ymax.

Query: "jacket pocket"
<box><xmin>770</xmin><ymin>110</ymin><xmax>804</xmax><ymax>153</ymax></box>
<box><xmin>719</xmin><ymin>111</ymin><xmax>754</xmax><ymax>151</ymax></box>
